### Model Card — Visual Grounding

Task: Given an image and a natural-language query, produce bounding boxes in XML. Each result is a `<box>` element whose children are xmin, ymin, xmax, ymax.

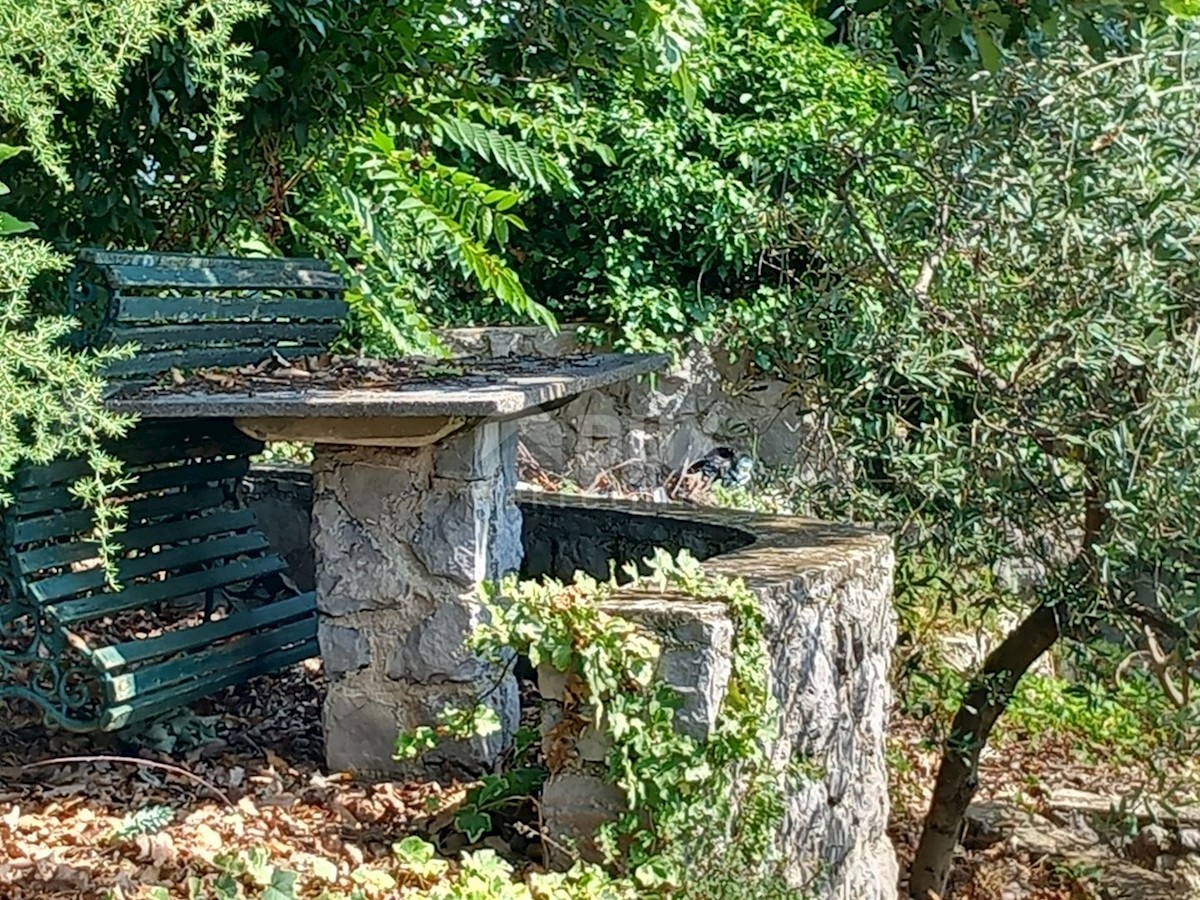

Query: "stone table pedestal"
<box><xmin>108</xmin><ymin>353</ymin><xmax>666</xmax><ymax>777</ymax></box>
<box><xmin>313</xmin><ymin>424</ymin><xmax>522</xmax><ymax>775</ymax></box>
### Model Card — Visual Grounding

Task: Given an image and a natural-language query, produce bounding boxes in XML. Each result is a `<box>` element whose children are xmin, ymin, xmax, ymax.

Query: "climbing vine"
<box><xmin>399</xmin><ymin>549</ymin><xmax>795</xmax><ymax>898</ymax></box>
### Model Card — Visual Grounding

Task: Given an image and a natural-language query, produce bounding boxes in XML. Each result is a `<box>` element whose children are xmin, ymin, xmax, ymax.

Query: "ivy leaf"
<box><xmin>311</xmin><ymin>857</ymin><xmax>338</xmax><ymax>883</ymax></box>
<box><xmin>973</xmin><ymin>26</ymin><xmax>1001</xmax><ymax>71</ymax></box>
<box><xmin>261</xmin><ymin>869</ymin><xmax>299</xmax><ymax>900</ymax></box>
<box><xmin>454</xmin><ymin>809</ymin><xmax>492</xmax><ymax>843</ymax></box>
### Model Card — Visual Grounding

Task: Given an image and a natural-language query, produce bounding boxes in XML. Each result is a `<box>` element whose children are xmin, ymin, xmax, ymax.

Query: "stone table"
<box><xmin>108</xmin><ymin>353</ymin><xmax>667</xmax><ymax>775</ymax></box>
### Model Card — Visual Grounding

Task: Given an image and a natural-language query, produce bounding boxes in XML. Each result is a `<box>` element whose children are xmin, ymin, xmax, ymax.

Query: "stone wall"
<box><xmin>440</xmin><ymin>326</ymin><xmax>832</xmax><ymax>486</ymax></box>
<box><xmin>519</xmin><ymin>495</ymin><xmax>898</xmax><ymax>900</ymax></box>
<box><xmin>244</xmin><ymin>472</ymin><xmax>899</xmax><ymax>899</ymax></box>
<box><xmin>298</xmin><ymin>425</ymin><xmax>522</xmax><ymax>778</ymax></box>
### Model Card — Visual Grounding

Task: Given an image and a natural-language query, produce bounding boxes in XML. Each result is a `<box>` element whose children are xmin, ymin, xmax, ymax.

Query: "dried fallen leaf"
<box><xmin>135</xmin><ymin>831</ymin><xmax>176</xmax><ymax>868</ymax></box>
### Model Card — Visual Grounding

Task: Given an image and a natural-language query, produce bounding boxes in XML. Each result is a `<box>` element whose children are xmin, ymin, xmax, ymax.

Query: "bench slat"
<box><xmin>104</xmin><ymin>264</ymin><xmax>345</xmax><ymax>292</ymax></box>
<box><xmin>104</xmin><ymin>345</ymin><xmax>325</xmax><ymax>379</ymax></box>
<box><xmin>14</xmin><ymin>428</ymin><xmax>261</xmax><ymax>491</ymax></box>
<box><xmin>90</xmin><ymin>592</ymin><xmax>315</xmax><ymax>671</ymax></box>
<box><xmin>99</xmin><ymin>637</ymin><xmax>316</xmax><ymax>731</ymax></box>
<box><xmin>9</xmin><ymin>486</ymin><xmax>227</xmax><ymax>544</ymax></box>
<box><xmin>79</xmin><ymin>250</ymin><xmax>330</xmax><ymax>273</ymax></box>
<box><xmin>116</xmin><ymin>296</ymin><xmax>347</xmax><ymax>323</ymax></box>
<box><xmin>47</xmin><ymin>554</ymin><xmax>288</xmax><ymax>626</ymax></box>
<box><xmin>14</xmin><ymin>508</ymin><xmax>259</xmax><ymax>575</ymax></box>
<box><xmin>104</xmin><ymin>616</ymin><xmax>316</xmax><ymax>702</ymax></box>
<box><xmin>111</xmin><ymin>322</ymin><xmax>340</xmax><ymax>351</ymax></box>
<box><xmin>30</xmin><ymin>531</ymin><xmax>272</xmax><ymax>604</ymax></box>
<box><xmin>14</xmin><ymin>458</ymin><xmax>248</xmax><ymax>517</ymax></box>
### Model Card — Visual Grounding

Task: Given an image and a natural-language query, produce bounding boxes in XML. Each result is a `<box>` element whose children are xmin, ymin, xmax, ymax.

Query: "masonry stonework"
<box><xmin>308</xmin><ymin>424</ymin><xmax>522</xmax><ymax>778</ymax></box>
<box><xmin>440</xmin><ymin>326</ymin><xmax>834</xmax><ymax>485</ymax></box>
<box><xmin>521</xmin><ymin>496</ymin><xmax>898</xmax><ymax>900</ymax></box>
<box><xmin>245</xmin><ymin>473</ymin><xmax>898</xmax><ymax>899</ymax></box>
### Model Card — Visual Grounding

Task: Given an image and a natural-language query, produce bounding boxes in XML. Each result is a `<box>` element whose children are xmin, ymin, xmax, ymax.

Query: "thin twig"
<box><xmin>22</xmin><ymin>754</ymin><xmax>235</xmax><ymax>809</ymax></box>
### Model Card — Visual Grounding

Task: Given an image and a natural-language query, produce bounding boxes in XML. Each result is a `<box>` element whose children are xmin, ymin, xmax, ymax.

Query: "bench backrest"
<box><xmin>68</xmin><ymin>250</ymin><xmax>348</xmax><ymax>383</ymax></box>
<box><xmin>1</xmin><ymin>419</ymin><xmax>288</xmax><ymax>632</ymax></box>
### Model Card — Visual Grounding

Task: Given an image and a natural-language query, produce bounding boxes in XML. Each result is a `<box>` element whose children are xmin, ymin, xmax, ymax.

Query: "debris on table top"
<box><xmin>130</xmin><ymin>352</ymin><xmax>615</xmax><ymax>396</ymax></box>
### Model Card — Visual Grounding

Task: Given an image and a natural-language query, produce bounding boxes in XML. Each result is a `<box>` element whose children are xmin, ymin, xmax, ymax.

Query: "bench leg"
<box><xmin>0</xmin><ymin>603</ymin><xmax>104</xmax><ymax>732</ymax></box>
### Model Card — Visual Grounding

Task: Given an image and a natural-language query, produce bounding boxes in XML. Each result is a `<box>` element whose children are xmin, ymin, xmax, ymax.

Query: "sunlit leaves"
<box><xmin>797</xmin><ymin>19</ymin><xmax>1200</xmax><ymax>655</ymax></box>
<box><xmin>0</xmin><ymin>0</ymin><xmax>264</xmax><ymax>184</ymax></box>
<box><xmin>429</xmin><ymin>116</ymin><xmax>573</xmax><ymax>193</ymax></box>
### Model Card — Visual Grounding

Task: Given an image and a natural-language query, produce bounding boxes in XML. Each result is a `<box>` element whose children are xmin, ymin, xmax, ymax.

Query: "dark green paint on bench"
<box><xmin>0</xmin><ymin>252</ymin><xmax>338</xmax><ymax>733</ymax></box>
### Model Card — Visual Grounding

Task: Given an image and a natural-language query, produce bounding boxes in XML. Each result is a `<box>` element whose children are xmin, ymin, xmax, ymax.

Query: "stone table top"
<box><xmin>105</xmin><ymin>353</ymin><xmax>668</xmax><ymax>420</ymax></box>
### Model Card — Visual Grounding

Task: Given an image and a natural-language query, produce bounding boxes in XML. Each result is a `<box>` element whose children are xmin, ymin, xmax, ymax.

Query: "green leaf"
<box><xmin>0</xmin><ymin>144</ymin><xmax>25</xmax><ymax>165</ymax></box>
<box><xmin>261</xmin><ymin>869</ymin><xmax>299</xmax><ymax>900</ymax></box>
<box><xmin>454</xmin><ymin>809</ymin><xmax>492</xmax><ymax>843</ymax></box>
<box><xmin>311</xmin><ymin>857</ymin><xmax>338</xmax><ymax>883</ymax></box>
<box><xmin>973</xmin><ymin>26</ymin><xmax>1001</xmax><ymax>71</ymax></box>
<box><xmin>0</xmin><ymin>212</ymin><xmax>36</xmax><ymax>235</ymax></box>
<box><xmin>393</xmin><ymin>836</ymin><xmax>436</xmax><ymax>865</ymax></box>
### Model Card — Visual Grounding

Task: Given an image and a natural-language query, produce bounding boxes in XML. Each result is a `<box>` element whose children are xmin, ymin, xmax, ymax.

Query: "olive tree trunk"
<box><xmin>907</xmin><ymin>602</ymin><xmax>1061</xmax><ymax>898</ymax></box>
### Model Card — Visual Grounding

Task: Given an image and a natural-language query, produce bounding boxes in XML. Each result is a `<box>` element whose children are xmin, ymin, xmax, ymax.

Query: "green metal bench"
<box><xmin>0</xmin><ymin>251</ymin><xmax>347</xmax><ymax>732</ymax></box>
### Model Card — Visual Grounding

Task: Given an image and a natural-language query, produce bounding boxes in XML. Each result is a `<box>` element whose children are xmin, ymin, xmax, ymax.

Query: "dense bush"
<box><xmin>780</xmin><ymin>19</ymin><xmax>1200</xmax><ymax>896</ymax></box>
<box><xmin>0</xmin><ymin>1</ymin><xmax>263</xmax><ymax>563</ymax></box>
<box><xmin>433</xmin><ymin>0</ymin><xmax>901</xmax><ymax>364</ymax></box>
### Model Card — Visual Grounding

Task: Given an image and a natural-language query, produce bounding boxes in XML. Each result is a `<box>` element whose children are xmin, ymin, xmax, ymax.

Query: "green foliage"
<box><xmin>819</xmin><ymin>0</ymin><xmax>1197</xmax><ymax>69</ymax></box>
<box><xmin>779</xmin><ymin>21</ymin><xmax>1200</xmax><ymax>889</ymax></box>
<box><xmin>0</xmin><ymin>0</ymin><xmax>711</xmax><ymax>353</ymax></box>
<box><xmin>109</xmin><ymin>804</ymin><xmax>176</xmax><ymax>841</ymax></box>
<box><xmin>403</xmin><ymin>548</ymin><xmax>799</xmax><ymax>898</ymax></box>
<box><xmin>902</xmin><ymin>657</ymin><xmax>1196</xmax><ymax>762</ymax></box>
<box><xmin>0</xmin><ymin>224</ymin><xmax>134</xmax><ymax>578</ymax></box>
<box><xmin>791</xmin><ymin>19</ymin><xmax>1200</xmax><ymax>647</ymax></box>
<box><xmin>164</xmin><ymin>839</ymin><xmax>637</xmax><ymax>899</ymax></box>
<box><xmin>478</xmin><ymin>0</ymin><xmax>899</xmax><ymax>359</ymax></box>
<box><xmin>0</xmin><ymin>0</ymin><xmax>264</xmax><ymax>184</ymax></box>
<box><xmin>0</xmin><ymin>0</ymin><xmax>266</xmax><ymax>574</ymax></box>
<box><xmin>452</xmin><ymin>760</ymin><xmax>545</xmax><ymax>844</ymax></box>
<box><xmin>300</xmin><ymin>126</ymin><xmax>555</xmax><ymax>355</ymax></box>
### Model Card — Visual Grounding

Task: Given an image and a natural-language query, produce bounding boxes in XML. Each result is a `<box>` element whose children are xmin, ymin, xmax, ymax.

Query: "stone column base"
<box><xmin>313</xmin><ymin>424</ymin><xmax>521</xmax><ymax>778</ymax></box>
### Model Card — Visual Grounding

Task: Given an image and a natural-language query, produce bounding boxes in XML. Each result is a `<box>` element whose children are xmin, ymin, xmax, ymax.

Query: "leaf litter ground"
<box><xmin>0</xmin><ymin>659</ymin><xmax>547</xmax><ymax>899</ymax></box>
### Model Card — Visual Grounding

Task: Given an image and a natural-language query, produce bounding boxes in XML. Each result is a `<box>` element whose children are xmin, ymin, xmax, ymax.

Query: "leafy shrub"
<box><xmin>402</xmin><ymin>549</ymin><xmax>806</xmax><ymax>898</ymax></box>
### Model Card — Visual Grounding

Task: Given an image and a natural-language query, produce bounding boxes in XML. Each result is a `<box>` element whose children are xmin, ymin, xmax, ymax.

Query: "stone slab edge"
<box><xmin>106</xmin><ymin>353</ymin><xmax>668</xmax><ymax>419</ymax></box>
<box><xmin>516</xmin><ymin>491</ymin><xmax>893</xmax><ymax>600</ymax></box>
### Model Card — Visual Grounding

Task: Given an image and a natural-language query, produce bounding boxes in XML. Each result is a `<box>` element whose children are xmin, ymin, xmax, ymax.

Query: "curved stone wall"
<box><xmin>243</xmin><ymin>471</ymin><xmax>898</xmax><ymax>900</ymax></box>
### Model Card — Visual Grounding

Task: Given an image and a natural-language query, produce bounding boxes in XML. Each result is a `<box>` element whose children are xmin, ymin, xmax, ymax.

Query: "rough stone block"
<box><xmin>434</xmin><ymin>422</ymin><xmax>503</xmax><ymax>482</ymax></box>
<box><xmin>386</xmin><ymin>601</ymin><xmax>485</xmax><ymax>684</ymax></box>
<box><xmin>575</xmin><ymin>391</ymin><xmax>622</xmax><ymax>441</ymax></box>
<box><xmin>323</xmin><ymin>690</ymin><xmax>402</xmax><ymax>776</ymax></box>
<box><xmin>319</xmin><ymin>623</ymin><xmax>371</xmax><ymax>678</ymax></box>
<box><xmin>252</xmin><ymin>457</ymin><xmax>898</xmax><ymax>898</ymax></box>
<box><xmin>599</xmin><ymin>598</ymin><xmax>733</xmax><ymax>742</ymax></box>
<box><xmin>313</xmin><ymin>439</ymin><xmax>521</xmax><ymax>777</ymax></box>
<box><xmin>541</xmin><ymin>774</ymin><xmax>627</xmax><ymax>864</ymax></box>
<box><xmin>416</xmin><ymin>681</ymin><xmax>520</xmax><ymax>774</ymax></box>
<box><xmin>411</xmin><ymin>486</ymin><xmax>494</xmax><ymax>585</ymax></box>
<box><xmin>537</xmin><ymin>664</ymin><xmax>569</xmax><ymax>701</ymax></box>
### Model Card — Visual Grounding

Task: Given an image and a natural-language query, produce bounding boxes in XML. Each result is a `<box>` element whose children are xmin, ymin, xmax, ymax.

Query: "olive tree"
<box><xmin>791</xmin><ymin>21</ymin><xmax>1200</xmax><ymax>897</ymax></box>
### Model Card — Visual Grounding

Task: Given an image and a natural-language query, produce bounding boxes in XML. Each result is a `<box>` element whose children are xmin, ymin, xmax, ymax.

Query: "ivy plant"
<box><xmin>401</xmin><ymin>549</ymin><xmax>801</xmax><ymax>899</ymax></box>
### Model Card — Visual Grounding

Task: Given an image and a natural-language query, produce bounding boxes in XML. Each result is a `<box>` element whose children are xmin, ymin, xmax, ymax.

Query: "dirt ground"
<box><xmin>1</xmin><ymin>660</ymin><xmax>1193</xmax><ymax>899</ymax></box>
